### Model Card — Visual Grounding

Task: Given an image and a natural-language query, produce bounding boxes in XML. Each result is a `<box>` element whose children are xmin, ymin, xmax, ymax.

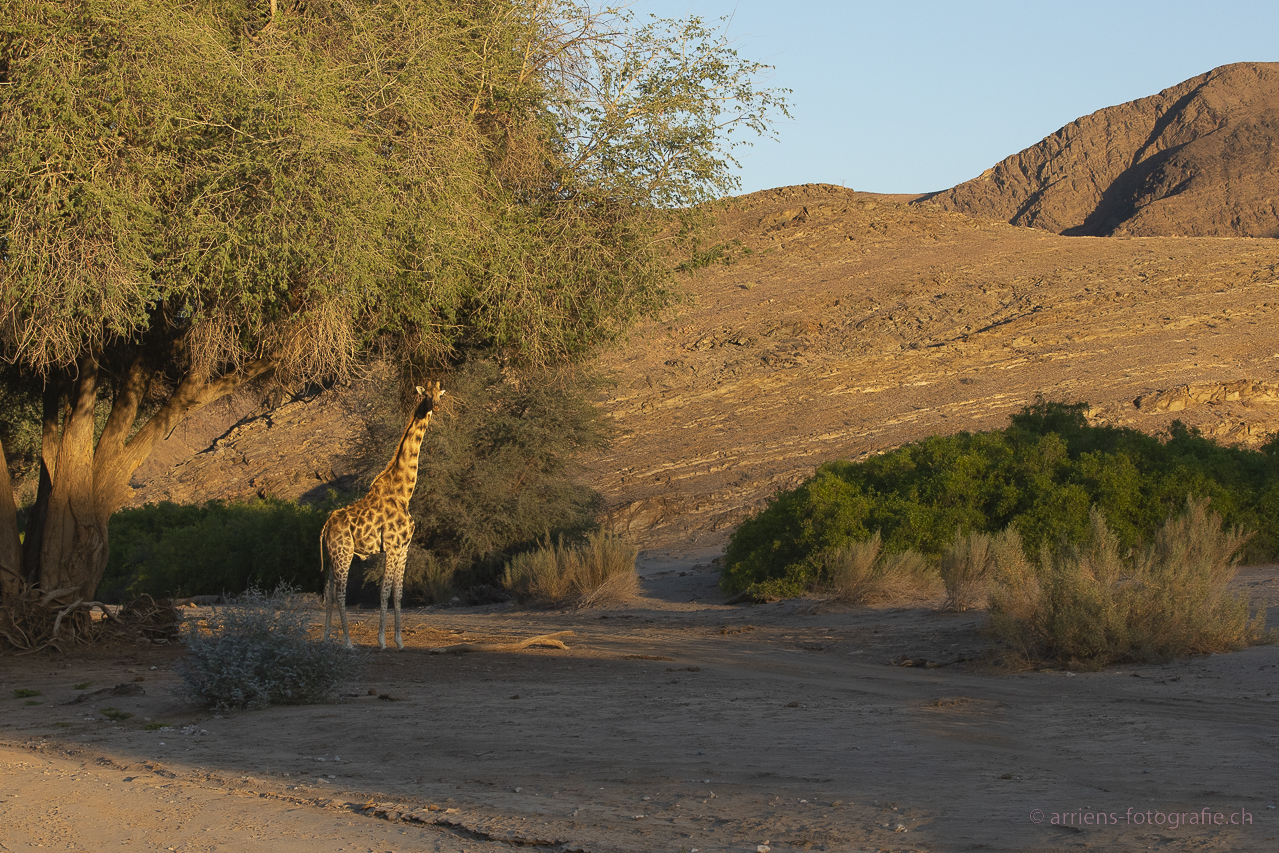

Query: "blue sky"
<box><xmin>629</xmin><ymin>1</ymin><xmax>1279</xmax><ymax>194</ymax></box>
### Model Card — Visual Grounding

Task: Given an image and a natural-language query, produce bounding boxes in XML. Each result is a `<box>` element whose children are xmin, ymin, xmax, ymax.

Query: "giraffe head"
<box><xmin>411</xmin><ymin>380</ymin><xmax>445</xmax><ymax>420</ymax></box>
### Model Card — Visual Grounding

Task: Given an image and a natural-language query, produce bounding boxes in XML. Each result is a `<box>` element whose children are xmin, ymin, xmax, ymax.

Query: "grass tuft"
<box><xmin>11</xmin><ymin>688</ymin><xmax>40</xmax><ymax>699</ymax></box>
<box><xmin>503</xmin><ymin>531</ymin><xmax>638</xmax><ymax>608</ymax></box>
<box><xmin>938</xmin><ymin>528</ymin><xmax>1028</xmax><ymax>612</ymax></box>
<box><xmin>819</xmin><ymin>533</ymin><xmax>938</xmax><ymax>604</ymax></box>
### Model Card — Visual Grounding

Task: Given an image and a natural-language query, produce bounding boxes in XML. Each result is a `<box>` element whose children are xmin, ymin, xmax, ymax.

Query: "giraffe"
<box><xmin>320</xmin><ymin>381</ymin><xmax>444</xmax><ymax>650</ymax></box>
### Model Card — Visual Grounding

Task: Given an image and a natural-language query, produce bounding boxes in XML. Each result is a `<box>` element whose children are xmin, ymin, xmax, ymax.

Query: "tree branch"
<box><xmin>97</xmin><ymin>353</ymin><xmax>151</xmax><ymax>456</ymax></box>
<box><xmin>116</xmin><ymin>357</ymin><xmax>277</xmax><ymax>479</ymax></box>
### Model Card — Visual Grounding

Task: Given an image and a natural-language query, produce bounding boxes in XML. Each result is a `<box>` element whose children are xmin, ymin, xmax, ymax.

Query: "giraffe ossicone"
<box><xmin>320</xmin><ymin>380</ymin><xmax>443</xmax><ymax>650</ymax></box>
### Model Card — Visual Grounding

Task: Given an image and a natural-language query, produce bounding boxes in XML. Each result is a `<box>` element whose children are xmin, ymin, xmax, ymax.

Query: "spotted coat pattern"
<box><xmin>321</xmin><ymin>381</ymin><xmax>443</xmax><ymax>650</ymax></box>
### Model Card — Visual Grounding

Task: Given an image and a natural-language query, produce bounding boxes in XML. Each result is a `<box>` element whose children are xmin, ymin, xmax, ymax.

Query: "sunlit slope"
<box><xmin>588</xmin><ymin>184</ymin><xmax>1279</xmax><ymax>547</ymax></box>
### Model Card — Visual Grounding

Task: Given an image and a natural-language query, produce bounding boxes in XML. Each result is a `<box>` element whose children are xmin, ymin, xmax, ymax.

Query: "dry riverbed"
<box><xmin>2</xmin><ymin>556</ymin><xmax>1278</xmax><ymax>853</ymax></box>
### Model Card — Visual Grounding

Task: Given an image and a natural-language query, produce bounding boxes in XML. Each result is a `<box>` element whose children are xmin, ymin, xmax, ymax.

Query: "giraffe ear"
<box><xmin>415</xmin><ymin>385</ymin><xmax>425</xmax><ymax>395</ymax></box>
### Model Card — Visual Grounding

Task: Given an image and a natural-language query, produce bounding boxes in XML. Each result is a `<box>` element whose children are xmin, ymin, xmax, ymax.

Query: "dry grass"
<box><xmin>818</xmin><ymin>533</ymin><xmax>938</xmax><ymax>604</ymax></box>
<box><xmin>939</xmin><ymin>529</ymin><xmax>1019</xmax><ymax>611</ymax></box>
<box><xmin>503</xmin><ymin>530</ymin><xmax>638</xmax><ymax>608</ymax></box>
<box><xmin>987</xmin><ymin>499</ymin><xmax>1270</xmax><ymax>667</ymax></box>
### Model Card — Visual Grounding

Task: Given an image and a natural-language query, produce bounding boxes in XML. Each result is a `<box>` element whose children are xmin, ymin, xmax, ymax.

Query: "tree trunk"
<box><xmin>38</xmin><ymin>359</ymin><xmax>107</xmax><ymax>601</ymax></box>
<box><xmin>1</xmin><ymin>354</ymin><xmax>276</xmax><ymax>607</ymax></box>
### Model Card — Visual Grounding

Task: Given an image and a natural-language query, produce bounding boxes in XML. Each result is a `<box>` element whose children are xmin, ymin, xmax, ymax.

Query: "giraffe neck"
<box><xmin>373</xmin><ymin>413</ymin><xmax>432</xmax><ymax>503</ymax></box>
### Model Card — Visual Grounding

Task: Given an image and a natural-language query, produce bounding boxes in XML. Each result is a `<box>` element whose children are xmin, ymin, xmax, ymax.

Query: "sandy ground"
<box><xmin>3</xmin><ymin>556</ymin><xmax>1277</xmax><ymax>853</ymax></box>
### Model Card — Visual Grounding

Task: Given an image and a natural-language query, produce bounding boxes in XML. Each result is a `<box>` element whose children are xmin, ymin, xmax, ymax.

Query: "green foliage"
<box><xmin>178</xmin><ymin>585</ymin><xmax>363</xmax><ymax>712</ymax></box>
<box><xmin>503</xmin><ymin>530</ymin><xmax>638</xmax><ymax>607</ymax></box>
<box><xmin>101</xmin><ymin>497</ymin><xmax>336</xmax><ymax>601</ymax></box>
<box><xmin>98</xmin><ymin>707</ymin><xmax>133</xmax><ymax>722</ymax></box>
<box><xmin>11</xmin><ymin>688</ymin><xmax>40</xmax><ymax>698</ymax></box>
<box><xmin>403</xmin><ymin>358</ymin><xmax>608</xmax><ymax>598</ymax></box>
<box><xmin>722</xmin><ymin>401</ymin><xmax>1279</xmax><ymax>594</ymax></box>
<box><xmin>552</xmin><ymin>4</ymin><xmax>790</xmax><ymax>208</ymax></box>
<box><xmin>987</xmin><ymin>500</ymin><xmax>1267</xmax><ymax>667</ymax></box>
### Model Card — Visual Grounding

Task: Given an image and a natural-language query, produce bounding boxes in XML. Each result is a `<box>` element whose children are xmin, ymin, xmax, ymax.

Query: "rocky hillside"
<box><xmin>125</xmin><ymin>184</ymin><xmax>1279</xmax><ymax>550</ymax></box>
<box><xmin>587</xmin><ymin>185</ymin><xmax>1279</xmax><ymax>547</ymax></box>
<box><xmin>924</xmin><ymin>62</ymin><xmax>1279</xmax><ymax>238</ymax></box>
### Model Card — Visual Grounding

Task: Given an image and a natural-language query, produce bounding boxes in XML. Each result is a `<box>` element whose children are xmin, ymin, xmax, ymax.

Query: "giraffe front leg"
<box><xmin>388</xmin><ymin>544</ymin><xmax>409</xmax><ymax>651</ymax></box>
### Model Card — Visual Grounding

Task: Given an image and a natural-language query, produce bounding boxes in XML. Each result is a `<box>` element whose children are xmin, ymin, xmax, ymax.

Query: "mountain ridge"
<box><xmin>922</xmin><ymin>62</ymin><xmax>1279</xmax><ymax>238</ymax></box>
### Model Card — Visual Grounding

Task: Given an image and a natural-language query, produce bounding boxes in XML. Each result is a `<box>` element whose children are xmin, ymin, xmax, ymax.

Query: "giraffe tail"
<box><xmin>320</xmin><ymin>516</ymin><xmax>333</xmax><ymax>635</ymax></box>
<box><xmin>319</xmin><ymin>516</ymin><xmax>328</xmax><ymax>575</ymax></box>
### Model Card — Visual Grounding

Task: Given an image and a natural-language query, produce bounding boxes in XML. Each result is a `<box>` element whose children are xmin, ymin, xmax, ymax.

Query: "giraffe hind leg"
<box><xmin>330</xmin><ymin>544</ymin><xmax>356</xmax><ymax>649</ymax></box>
<box><xmin>323</xmin><ymin>563</ymin><xmax>334</xmax><ymax>641</ymax></box>
<box><xmin>323</xmin><ymin>542</ymin><xmax>339</xmax><ymax>642</ymax></box>
<box><xmin>377</xmin><ymin>552</ymin><xmax>391</xmax><ymax>651</ymax></box>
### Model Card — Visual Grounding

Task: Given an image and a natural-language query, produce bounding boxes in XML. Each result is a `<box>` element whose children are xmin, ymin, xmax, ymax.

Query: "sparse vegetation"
<box><xmin>11</xmin><ymin>688</ymin><xmax>39</xmax><ymax>698</ymax></box>
<box><xmin>722</xmin><ymin>400</ymin><xmax>1279</xmax><ymax>596</ymax></box>
<box><xmin>503</xmin><ymin>531</ymin><xmax>638</xmax><ymax>608</ymax></box>
<box><xmin>98</xmin><ymin>707</ymin><xmax>132</xmax><ymax>722</ymax></box>
<box><xmin>987</xmin><ymin>499</ymin><xmax>1270</xmax><ymax>667</ymax></box>
<box><xmin>178</xmin><ymin>586</ymin><xmax>363</xmax><ymax>712</ymax></box>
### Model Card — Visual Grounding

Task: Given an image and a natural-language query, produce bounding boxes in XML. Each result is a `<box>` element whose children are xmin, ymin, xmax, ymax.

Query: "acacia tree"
<box><xmin>0</xmin><ymin>0</ymin><xmax>787</xmax><ymax>609</ymax></box>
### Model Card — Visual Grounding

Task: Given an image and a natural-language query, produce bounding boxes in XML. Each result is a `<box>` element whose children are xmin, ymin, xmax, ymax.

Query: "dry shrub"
<box><xmin>819</xmin><ymin>533</ymin><xmax>938</xmax><ymax>604</ymax></box>
<box><xmin>178</xmin><ymin>585</ymin><xmax>363</xmax><ymax>711</ymax></box>
<box><xmin>503</xmin><ymin>530</ymin><xmax>638</xmax><ymax>608</ymax></box>
<box><xmin>987</xmin><ymin>499</ymin><xmax>1269</xmax><ymax>667</ymax></box>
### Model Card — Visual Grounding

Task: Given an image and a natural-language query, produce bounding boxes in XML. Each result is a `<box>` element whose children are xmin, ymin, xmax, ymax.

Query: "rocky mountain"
<box><xmin>923</xmin><ymin>62</ymin><xmax>1279</xmax><ymax>238</ymax></box>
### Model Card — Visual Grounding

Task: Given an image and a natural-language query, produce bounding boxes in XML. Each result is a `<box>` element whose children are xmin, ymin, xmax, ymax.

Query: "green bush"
<box><xmin>721</xmin><ymin>400</ymin><xmax>1279</xmax><ymax>594</ymax></box>
<box><xmin>178</xmin><ymin>586</ymin><xmax>363</xmax><ymax>712</ymax></box>
<box><xmin>101</xmin><ymin>497</ymin><xmax>338</xmax><ymax>602</ymax></box>
<box><xmin>503</xmin><ymin>530</ymin><xmax>638</xmax><ymax>608</ymax></box>
<box><xmin>987</xmin><ymin>500</ymin><xmax>1268</xmax><ymax>667</ymax></box>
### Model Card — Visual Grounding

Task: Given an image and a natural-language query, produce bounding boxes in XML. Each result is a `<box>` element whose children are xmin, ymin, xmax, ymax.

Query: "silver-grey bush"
<box><xmin>178</xmin><ymin>586</ymin><xmax>363</xmax><ymax>711</ymax></box>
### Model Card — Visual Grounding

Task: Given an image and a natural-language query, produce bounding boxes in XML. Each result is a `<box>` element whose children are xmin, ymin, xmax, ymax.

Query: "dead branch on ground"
<box><xmin>428</xmin><ymin>630</ymin><xmax>574</xmax><ymax>655</ymax></box>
